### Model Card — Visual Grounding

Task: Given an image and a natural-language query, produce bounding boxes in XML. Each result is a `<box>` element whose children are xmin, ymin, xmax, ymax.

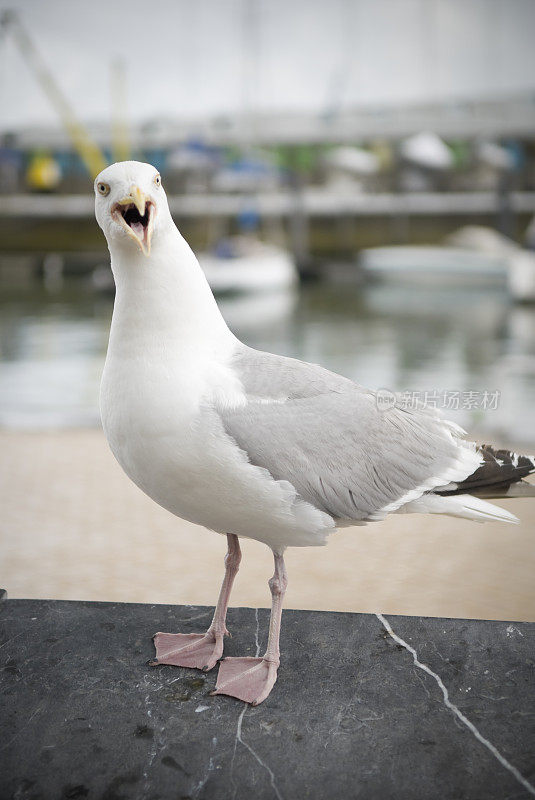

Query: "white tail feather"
<box><xmin>398</xmin><ymin>493</ymin><xmax>519</xmax><ymax>524</ymax></box>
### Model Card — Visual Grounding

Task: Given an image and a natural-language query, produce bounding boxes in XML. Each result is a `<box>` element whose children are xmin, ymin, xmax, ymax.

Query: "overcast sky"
<box><xmin>1</xmin><ymin>0</ymin><xmax>534</xmax><ymax>132</ymax></box>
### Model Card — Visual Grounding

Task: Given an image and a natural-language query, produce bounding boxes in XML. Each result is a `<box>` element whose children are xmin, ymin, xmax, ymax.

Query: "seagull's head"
<box><xmin>94</xmin><ymin>161</ymin><xmax>171</xmax><ymax>257</ymax></box>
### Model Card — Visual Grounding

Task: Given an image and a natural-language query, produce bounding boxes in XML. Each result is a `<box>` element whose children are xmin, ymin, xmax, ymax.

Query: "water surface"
<box><xmin>1</xmin><ymin>267</ymin><xmax>534</xmax><ymax>443</ymax></box>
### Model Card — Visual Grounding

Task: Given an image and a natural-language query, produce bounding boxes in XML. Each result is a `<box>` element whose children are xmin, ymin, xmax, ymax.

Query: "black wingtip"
<box><xmin>436</xmin><ymin>444</ymin><xmax>535</xmax><ymax>499</ymax></box>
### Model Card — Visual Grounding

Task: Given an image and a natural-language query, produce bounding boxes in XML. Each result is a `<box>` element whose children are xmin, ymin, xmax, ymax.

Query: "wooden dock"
<box><xmin>1</xmin><ymin>189</ymin><xmax>535</xmax><ymax>219</ymax></box>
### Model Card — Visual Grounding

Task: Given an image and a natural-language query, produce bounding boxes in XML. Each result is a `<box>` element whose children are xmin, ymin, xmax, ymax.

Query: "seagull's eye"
<box><xmin>154</xmin><ymin>174</ymin><xmax>161</xmax><ymax>187</ymax></box>
<box><xmin>97</xmin><ymin>182</ymin><xmax>110</xmax><ymax>196</ymax></box>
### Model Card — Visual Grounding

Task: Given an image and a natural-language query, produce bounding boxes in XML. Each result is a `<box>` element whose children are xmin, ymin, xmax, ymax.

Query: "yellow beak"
<box><xmin>118</xmin><ymin>185</ymin><xmax>146</xmax><ymax>217</ymax></box>
<box><xmin>114</xmin><ymin>185</ymin><xmax>154</xmax><ymax>256</ymax></box>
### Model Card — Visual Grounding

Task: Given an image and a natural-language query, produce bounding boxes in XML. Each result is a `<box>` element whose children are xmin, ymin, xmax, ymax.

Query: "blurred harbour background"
<box><xmin>1</xmin><ymin>0</ymin><xmax>534</xmax><ymax>619</ymax></box>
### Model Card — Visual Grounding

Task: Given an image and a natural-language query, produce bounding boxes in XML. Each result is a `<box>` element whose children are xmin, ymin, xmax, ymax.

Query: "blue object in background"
<box><xmin>237</xmin><ymin>205</ymin><xmax>260</xmax><ymax>232</ymax></box>
<box><xmin>503</xmin><ymin>139</ymin><xmax>526</xmax><ymax>172</ymax></box>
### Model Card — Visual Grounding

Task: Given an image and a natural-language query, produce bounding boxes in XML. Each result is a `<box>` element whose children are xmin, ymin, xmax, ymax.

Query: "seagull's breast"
<box><xmin>100</xmin><ymin>351</ymin><xmax>334</xmax><ymax>549</ymax></box>
<box><xmin>100</xmin><ymin>349</ymin><xmax>239</xmax><ymax>487</ymax></box>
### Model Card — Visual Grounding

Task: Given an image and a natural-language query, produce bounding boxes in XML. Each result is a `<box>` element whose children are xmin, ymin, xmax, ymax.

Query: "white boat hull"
<box><xmin>198</xmin><ymin>243</ymin><xmax>298</xmax><ymax>294</ymax></box>
<box><xmin>359</xmin><ymin>246</ymin><xmax>507</xmax><ymax>286</ymax></box>
<box><xmin>508</xmin><ymin>250</ymin><xmax>535</xmax><ymax>303</ymax></box>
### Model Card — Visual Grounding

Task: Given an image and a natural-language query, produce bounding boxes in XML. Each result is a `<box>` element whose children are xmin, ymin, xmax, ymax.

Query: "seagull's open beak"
<box><xmin>112</xmin><ymin>185</ymin><xmax>155</xmax><ymax>256</ymax></box>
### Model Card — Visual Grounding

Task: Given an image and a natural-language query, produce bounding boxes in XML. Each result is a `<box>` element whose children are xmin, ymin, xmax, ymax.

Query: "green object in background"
<box><xmin>295</xmin><ymin>145</ymin><xmax>317</xmax><ymax>173</ymax></box>
<box><xmin>224</xmin><ymin>145</ymin><xmax>241</xmax><ymax>164</ymax></box>
<box><xmin>448</xmin><ymin>140</ymin><xmax>471</xmax><ymax>169</ymax></box>
<box><xmin>274</xmin><ymin>144</ymin><xmax>318</xmax><ymax>174</ymax></box>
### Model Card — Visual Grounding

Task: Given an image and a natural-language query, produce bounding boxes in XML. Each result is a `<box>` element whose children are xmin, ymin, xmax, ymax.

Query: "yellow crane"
<box><xmin>110</xmin><ymin>58</ymin><xmax>131</xmax><ymax>164</ymax></box>
<box><xmin>1</xmin><ymin>9</ymin><xmax>108</xmax><ymax>178</ymax></box>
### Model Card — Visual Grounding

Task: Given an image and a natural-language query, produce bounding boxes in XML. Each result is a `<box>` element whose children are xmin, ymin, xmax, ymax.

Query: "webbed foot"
<box><xmin>150</xmin><ymin>630</ymin><xmax>226</xmax><ymax>671</ymax></box>
<box><xmin>211</xmin><ymin>656</ymin><xmax>279</xmax><ymax>705</ymax></box>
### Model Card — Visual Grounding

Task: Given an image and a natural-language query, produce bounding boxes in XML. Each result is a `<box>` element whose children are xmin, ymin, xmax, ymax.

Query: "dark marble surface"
<box><xmin>1</xmin><ymin>596</ymin><xmax>534</xmax><ymax>800</ymax></box>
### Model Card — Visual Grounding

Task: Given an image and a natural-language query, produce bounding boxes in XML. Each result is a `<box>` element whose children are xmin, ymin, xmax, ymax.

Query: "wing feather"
<box><xmin>218</xmin><ymin>347</ymin><xmax>481</xmax><ymax>522</ymax></box>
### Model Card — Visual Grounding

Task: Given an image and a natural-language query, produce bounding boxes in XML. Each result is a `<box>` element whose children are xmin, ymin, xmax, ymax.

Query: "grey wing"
<box><xmin>219</xmin><ymin>346</ymin><xmax>481</xmax><ymax>522</ymax></box>
<box><xmin>231</xmin><ymin>344</ymin><xmax>357</xmax><ymax>399</ymax></box>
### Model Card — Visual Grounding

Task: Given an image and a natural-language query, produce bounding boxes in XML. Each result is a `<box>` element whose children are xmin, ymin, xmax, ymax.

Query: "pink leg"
<box><xmin>151</xmin><ymin>534</ymin><xmax>241</xmax><ymax>672</ymax></box>
<box><xmin>213</xmin><ymin>550</ymin><xmax>287</xmax><ymax>705</ymax></box>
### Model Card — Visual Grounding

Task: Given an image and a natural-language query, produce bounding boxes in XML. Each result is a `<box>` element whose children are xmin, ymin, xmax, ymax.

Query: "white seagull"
<box><xmin>95</xmin><ymin>161</ymin><xmax>535</xmax><ymax>706</ymax></box>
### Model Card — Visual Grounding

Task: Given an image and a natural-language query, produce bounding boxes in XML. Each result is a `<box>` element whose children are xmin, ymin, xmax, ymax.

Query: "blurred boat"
<box><xmin>359</xmin><ymin>245</ymin><xmax>506</xmax><ymax>286</ymax></box>
<box><xmin>197</xmin><ymin>236</ymin><xmax>298</xmax><ymax>294</ymax></box>
<box><xmin>447</xmin><ymin>226</ymin><xmax>535</xmax><ymax>303</ymax></box>
<box><xmin>400</xmin><ymin>131</ymin><xmax>454</xmax><ymax>171</ymax></box>
<box><xmin>360</xmin><ymin>225</ymin><xmax>535</xmax><ymax>301</ymax></box>
<box><xmin>508</xmin><ymin>251</ymin><xmax>535</xmax><ymax>304</ymax></box>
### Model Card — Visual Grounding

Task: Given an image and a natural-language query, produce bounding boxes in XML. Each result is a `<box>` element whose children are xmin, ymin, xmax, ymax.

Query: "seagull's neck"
<box><xmin>107</xmin><ymin>223</ymin><xmax>236</xmax><ymax>363</ymax></box>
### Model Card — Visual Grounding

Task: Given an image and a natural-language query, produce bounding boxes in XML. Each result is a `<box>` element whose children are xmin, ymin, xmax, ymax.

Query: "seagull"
<box><xmin>95</xmin><ymin>161</ymin><xmax>535</xmax><ymax>706</ymax></box>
